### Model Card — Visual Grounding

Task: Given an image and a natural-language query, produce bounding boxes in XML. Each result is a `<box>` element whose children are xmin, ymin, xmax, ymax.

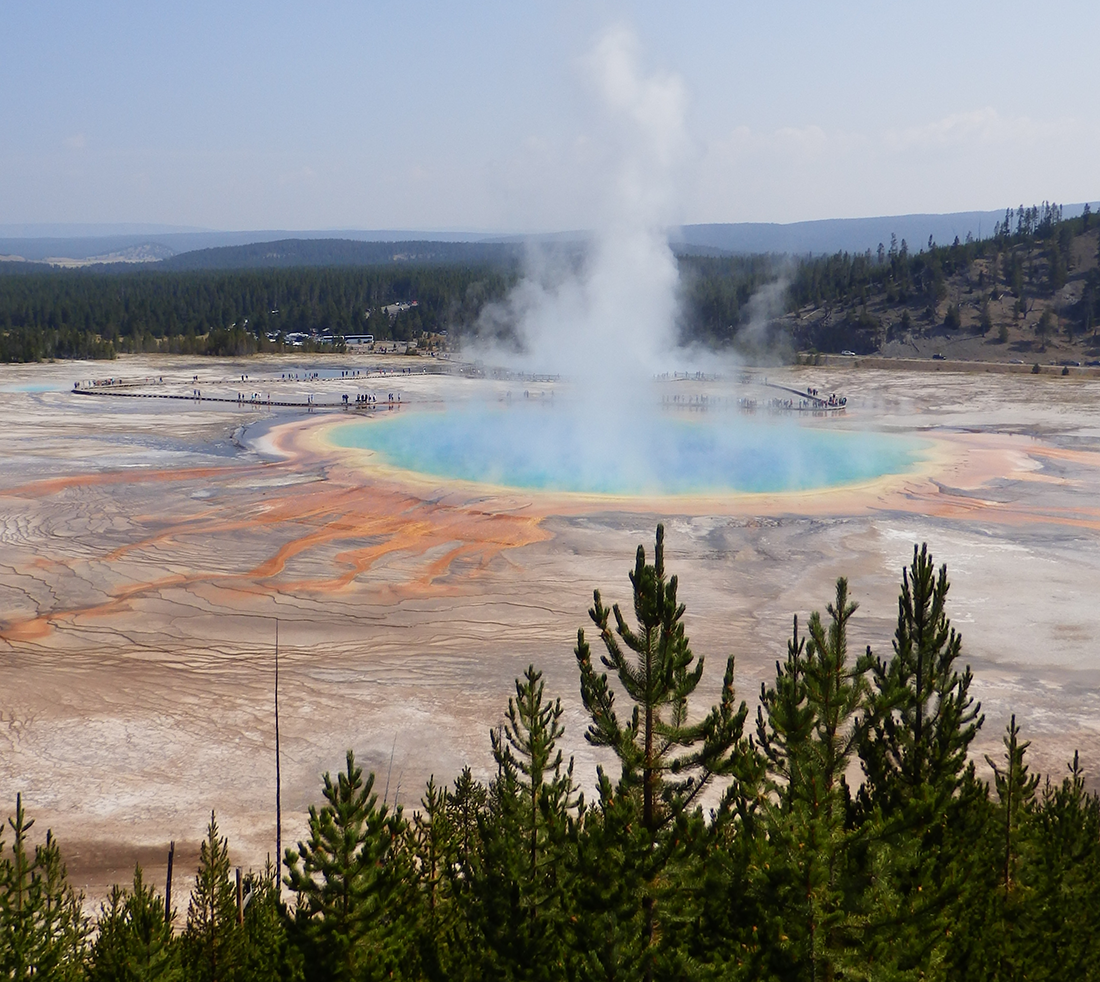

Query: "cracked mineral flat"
<box><xmin>3</xmin><ymin>354</ymin><xmax>1100</xmax><ymax>907</ymax></box>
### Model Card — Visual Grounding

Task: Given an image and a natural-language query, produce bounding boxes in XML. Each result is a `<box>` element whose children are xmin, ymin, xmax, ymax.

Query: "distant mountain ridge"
<box><xmin>0</xmin><ymin>229</ymin><xmax>502</xmax><ymax>264</ymax></box>
<box><xmin>159</xmin><ymin>238</ymin><xmax>522</xmax><ymax>270</ymax></box>
<box><xmin>2</xmin><ymin>205</ymin><xmax>1098</xmax><ymax>269</ymax></box>
<box><xmin>677</xmin><ymin>213</ymin><xmax>1002</xmax><ymax>256</ymax></box>
<box><xmin>0</xmin><ymin>222</ymin><xmax>210</xmax><ymax>238</ymax></box>
<box><xmin>677</xmin><ymin>204</ymin><xmax>1100</xmax><ymax>256</ymax></box>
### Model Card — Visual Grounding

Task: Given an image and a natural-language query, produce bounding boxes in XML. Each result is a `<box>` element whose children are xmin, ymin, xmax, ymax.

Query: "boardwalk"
<box><xmin>71</xmin><ymin>376</ymin><xmax>403</xmax><ymax>411</ymax></box>
<box><xmin>762</xmin><ymin>380</ymin><xmax>847</xmax><ymax>413</ymax></box>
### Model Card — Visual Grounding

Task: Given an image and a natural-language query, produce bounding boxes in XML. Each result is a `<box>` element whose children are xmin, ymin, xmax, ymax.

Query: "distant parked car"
<box><xmin>1009</xmin><ymin>359</ymin><xmax>1024</xmax><ymax>364</ymax></box>
<box><xmin>1059</xmin><ymin>360</ymin><xmax>1081</xmax><ymax>367</ymax></box>
<box><xmin>1087</xmin><ymin>360</ymin><xmax>1100</xmax><ymax>367</ymax></box>
<box><xmin>840</xmin><ymin>350</ymin><xmax>856</xmax><ymax>356</ymax></box>
<box><xmin>932</xmin><ymin>353</ymin><xmax>946</xmax><ymax>360</ymax></box>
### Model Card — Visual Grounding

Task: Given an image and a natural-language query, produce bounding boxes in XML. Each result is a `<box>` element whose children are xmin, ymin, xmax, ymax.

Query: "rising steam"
<box><xmin>433</xmin><ymin>28</ymin><xmax>887</xmax><ymax>495</ymax></box>
<box><xmin>471</xmin><ymin>26</ymin><xmax>688</xmax><ymax>386</ymax></box>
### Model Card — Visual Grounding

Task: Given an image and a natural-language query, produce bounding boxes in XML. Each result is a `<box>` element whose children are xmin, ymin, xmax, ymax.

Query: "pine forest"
<box><xmin>2</xmin><ymin>202</ymin><xmax>1100</xmax><ymax>364</ymax></box>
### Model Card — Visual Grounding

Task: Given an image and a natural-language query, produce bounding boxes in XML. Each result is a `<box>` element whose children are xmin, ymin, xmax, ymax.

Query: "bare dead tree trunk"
<box><xmin>165</xmin><ymin>840</ymin><xmax>175</xmax><ymax>925</ymax></box>
<box><xmin>275</xmin><ymin>618</ymin><xmax>282</xmax><ymax>878</ymax></box>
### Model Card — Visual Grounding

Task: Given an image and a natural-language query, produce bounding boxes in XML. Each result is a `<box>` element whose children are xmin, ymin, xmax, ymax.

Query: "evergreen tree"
<box><xmin>0</xmin><ymin>797</ymin><xmax>40</xmax><ymax>977</ymax></box>
<box><xmin>568</xmin><ymin>770</ymin><xmax>648</xmax><ymax>982</ymax></box>
<box><xmin>1037</xmin><ymin>308</ymin><xmax>1055</xmax><ymax>345</ymax></box>
<box><xmin>574</xmin><ymin>524</ymin><xmax>752</xmax><ymax>981</ymax></box>
<box><xmin>859</xmin><ymin>543</ymin><xmax>983</xmax><ymax>812</ymax></box>
<box><xmin>29</xmin><ymin>824</ymin><xmax>89</xmax><ymax>980</ymax></box>
<box><xmin>986</xmin><ymin>715</ymin><xmax>1039</xmax><ymax>900</ymax></box>
<box><xmin>491</xmin><ymin>666</ymin><xmax>580</xmax><ymax>887</ymax></box>
<box><xmin>856</xmin><ymin>544</ymin><xmax>984</xmax><ymax>975</ymax></box>
<box><xmin>755</xmin><ymin>616</ymin><xmax>815</xmax><ymax>811</ymax></box>
<box><xmin>477</xmin><ymin>666</ymin><xmax>581</xmax><ymax>980</ymax></box>
<box><xmin>182</xmin><ymin>812</ymin><xmax>242</xmax><ymax>982</ymax></box>
<box><xmin>933</xmin><ymin>767</ymin><xmax>997</xmax><ymax>980</ymax></box>
<box><xmin>420</xmin><ymin>765</ymin><xmax>490</xmax><ymax>982</ymax></box>
<box><xmin>409</xmin><ymin>776</ymin><xmax>468</xmax><ymax>981</ymax></box>
<box><xmin>285</xmin><ymin>751</ymin><xmax>417</xmax><ymax>982</ymax></box>
<box><xmin>972</xmin><ymin>715</ymin><xmax>1042</xmax><ymax>979</ymax></box>
<box><xmin>241</xmin><ymin>862</ymin><xmax>301</xmax><ymax>982</ymax></box>
<box><xmin>89</xmin><ymin>865</ymin><xmax>181</xmax><ymax>982</ymax></box>
<box><xmin>755</xmin><ymin>581</ymin><xmax>868</xmax><ymax>980</ymax></box>
<box><xmin>0</xmin><ymin>794</ymin><xmax>88</xmax><ymax>980</ymax></box>
<box><xmin>1023</xmin><ymin>753</ymin><xmax>1100</xmax><ymax>981</ymax></box>
<box><xmin>412</xmin><ymin>777</ymin><xmax>452</xmax><ymax>927</ymax></box>
<box><xmin>447</xmin><ymin>767</ymin><xmax>487</xmax><ymax>880</ymax></box>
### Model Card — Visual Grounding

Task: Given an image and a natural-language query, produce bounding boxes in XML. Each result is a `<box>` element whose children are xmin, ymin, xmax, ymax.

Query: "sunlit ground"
<box><xmin>3</xmin><ymin>353</ymin><xmax>1100</xmax><ymax>908</ymax></box>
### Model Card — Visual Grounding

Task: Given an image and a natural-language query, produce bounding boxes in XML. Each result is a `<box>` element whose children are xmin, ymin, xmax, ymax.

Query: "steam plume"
<box><xmin>473</xmin><ymin>26</ymin><xmax>688</xmax><ymax>386</ymax></box>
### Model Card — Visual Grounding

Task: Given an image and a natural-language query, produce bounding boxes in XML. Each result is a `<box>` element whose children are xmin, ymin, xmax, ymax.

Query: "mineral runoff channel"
<box><xmin>3</xmin><ymin>353</ymin><xmax>1100</xmax><ymax>905</ymax></box>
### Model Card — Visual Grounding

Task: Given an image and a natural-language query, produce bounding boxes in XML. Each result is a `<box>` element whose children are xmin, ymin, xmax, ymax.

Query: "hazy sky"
<box><xmin>4</xmin><ymin>1</ymin><xmax>1099</xmax><ymax>232</ymax></box>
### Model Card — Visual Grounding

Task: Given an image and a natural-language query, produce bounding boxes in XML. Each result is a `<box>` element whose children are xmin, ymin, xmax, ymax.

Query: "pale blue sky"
<box><xmin>4</xmin><ymin>1</ymin><xmax>1098</xmax><ymax>231</ymax></box>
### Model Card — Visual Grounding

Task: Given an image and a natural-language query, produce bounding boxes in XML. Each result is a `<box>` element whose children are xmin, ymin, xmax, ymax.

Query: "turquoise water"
<box><xmin>331</xmin><ymin>406</ymin><xmax>927</xmax><ymax>495</ymax></box>
<box><xmin>0</xmin><ymin>382</ymin><xmax>69</xmax><ymax>393</ymax></box>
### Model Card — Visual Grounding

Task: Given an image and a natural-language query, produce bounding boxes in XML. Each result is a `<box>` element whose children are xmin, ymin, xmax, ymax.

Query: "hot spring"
<box><xmin>328</xmin><ymin>404</ymin><xmax>929</xmax><ymax>496</ymax></box>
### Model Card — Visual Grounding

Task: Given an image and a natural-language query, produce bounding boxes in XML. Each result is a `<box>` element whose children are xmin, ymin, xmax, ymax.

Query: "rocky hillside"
<box><xmin>781</xmin><ymin>205</ymin><xmax>1100</xmax><ymax>364</ymax></box>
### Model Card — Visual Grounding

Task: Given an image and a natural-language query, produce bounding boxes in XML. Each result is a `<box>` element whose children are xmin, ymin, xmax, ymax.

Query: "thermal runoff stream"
<box><xmin>330</xmin><ymin>405</ymin><xmax>927</xmax><ymax>495</ymax></box>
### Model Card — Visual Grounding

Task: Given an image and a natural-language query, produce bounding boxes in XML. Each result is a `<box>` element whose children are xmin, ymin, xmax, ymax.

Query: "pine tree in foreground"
<box><xmin>88</xmin><ymin>864</ymin><xmax>180</xmax><ymax>982</ymax></box>
<box><xmin>970</xmin><ymin>715</ymin><xmax>1042</xmax><ymax>980</ymax></box>
<box><xmin>574</xmin><ymin>524</ymin><xmax>753</xmax><ymax>981</ymax></box>
<box><xmin>753</xmin><ymin>580</ymin><xmax>868</xmax><ymax>981</ymax></box>
<box><xmin>986</xmin><ymin>715</ymin><xmax>1040</xmax><ymax>902</ymax></box>
<box><xmin>0</xmin><ymin>793</ymin><xmax>88</xmax><ymax>981</ymax></box>
<box><xmin>436</xmin><ymin>766</ymin><xmax>488</xmax><ymax>982</ymax></box>
<box><xmin>478</xmin><ymin>666</ymin><xmax>581</xmax><ymax>981</ymax></box>
<box><xmin>490</xmin><ymin>665</ymin><xmax>581</xmax><ymax>894</ymax></box>
<box><xmin>241</xmin><ymin>861</ymin><xmax>301</xmax><ymax>982</ymax></box>
<box><xmin>1024</xmin><ymin>753</ymin><xmax>1100</xmax><ymax>982</ymax></box>
<box><xmin>410</xmin><ymin>770</ymin><xmax>495</xmax><ymax>982</ymax></box>
<box><xmin>284</xmin><ymin>750</ymin><xmax>417</xmax><ymax>982</ymax></box>
<box><xmin>856</xmin><ymin>543</ymin><xmax>984</xmax><ymax>976</ymax></box>
<box><xmin>410</xmin><ymin>775</ymin><xmax>456</xmax><ymax>980</ymax></box>
<box><xmin>859</xmin><ymin>543</ymin><xmax>983</xmax><ymax>814</ymax></box>
<box><xmin>182</xmin><ymin>811</ymin><xmax>242</xmax><ymax>982</ymax></box>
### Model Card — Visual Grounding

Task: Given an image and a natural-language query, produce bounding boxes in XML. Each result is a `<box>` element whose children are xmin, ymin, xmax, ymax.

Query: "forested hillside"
<box><xmin>2</xmin><ymin>204</ymin><xmax>1097</xmax><ymax>363</ymax></box>
<box><xmin>676</xmin><ymin>253</ymin><xmax>781</xmax><ymax>348</ymax></box>
<box><xmin>0</xmin><ymin>253</ymin><xmax>780</xmax><ymax>362</ymax></box>
<box><xmin>786</xmin><ymin>203</ymin><xmax>1100</xmax><ymax>360</ymax></box>
<box><xmin>0</xmin><ymin>265</ymin><xmax>516</xmax><ymax>361</ymax></box>
<box><xmin>3</xmin><ymin>530</ymin><xmax>1098</xmax><ymax>980</ymax></box>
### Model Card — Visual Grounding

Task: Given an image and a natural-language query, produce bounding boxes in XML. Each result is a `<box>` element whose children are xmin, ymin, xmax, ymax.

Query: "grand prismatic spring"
<box><xmin>3</xmin><ymin>355</ymin><xmax>1100</xmax><ymax>899</ymax></box>
<box><xmin>327</xmin><ymin>404</ymin><xmax>928</xmax><ymax>495</ymax></box>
